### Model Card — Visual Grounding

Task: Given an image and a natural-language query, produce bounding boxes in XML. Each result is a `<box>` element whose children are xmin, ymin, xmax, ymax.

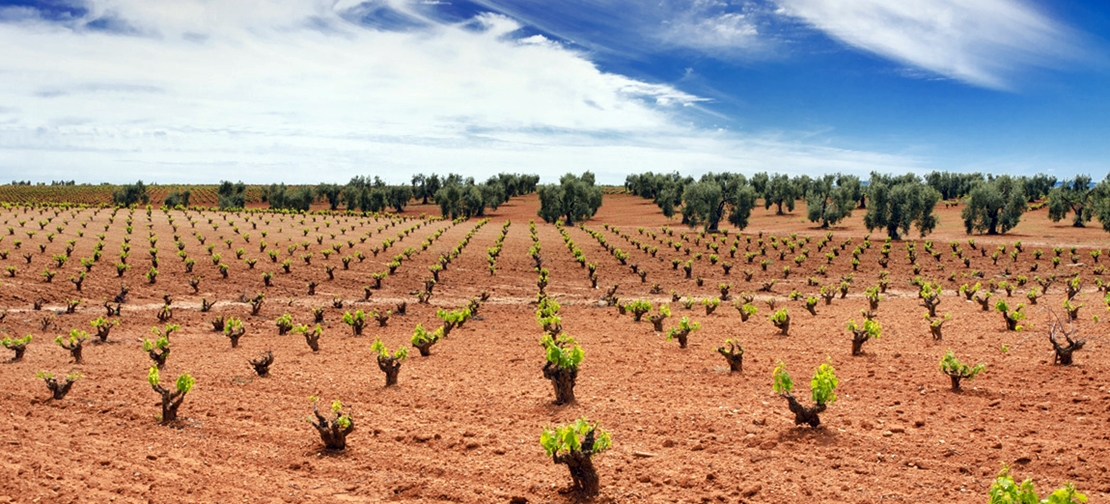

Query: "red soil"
<box><xmin>0</xmin><ymin>194</ymin><xmax>1108</xmax><ymax>503</ymax></box>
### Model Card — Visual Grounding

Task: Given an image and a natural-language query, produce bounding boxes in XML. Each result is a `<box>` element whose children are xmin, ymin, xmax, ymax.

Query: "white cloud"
<box><xmin>0</xmin><ymin>0</ymin><xmax>922</xmax><ymax>184</ymax></box>
<box><xmin>775</xmin><ymin>0</ymin><xmax>1082</xmax><ymax>89</ymax></box>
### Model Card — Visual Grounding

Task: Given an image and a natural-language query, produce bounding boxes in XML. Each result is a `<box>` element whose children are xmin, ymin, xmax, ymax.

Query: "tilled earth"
<box><xmin>0</xmin><ymin>194</ymin><xmax>1108</xmax><ymax>503</ymax></box>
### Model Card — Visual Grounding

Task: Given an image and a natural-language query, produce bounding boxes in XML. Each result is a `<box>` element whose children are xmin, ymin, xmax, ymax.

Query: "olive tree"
<box><xmin>763</xmin><ymin>173</ymin><xmax>799</xmax><ymax>215</ymax></box>
<box><xmin>681</xmin><ymin>173</ymin><xmax>756</xmax><ymax>232</ymax></box>
<box><xmin>863</xmin><ymin>173</ymin><xmax>940</xmax><ymax>240</ymax></box>
<box><xmin>537</xmin><ymin>172</ymin><xmax>603</xmax><ymax>225</ymax></box>
<box><xmin>1048</xmin><ymin>175</ymin><xmax>1094</xmax><ymax>227</ymax></box>
<box><xmin>805</xmin><ymin>174</ymin><xmax>858</xmax><ymax>228</ymax></box>
<box><xmin>962</xmin><ymin>175</ymin><xmax>1027</xmax><ymax>235</ymax></box>
<box><xmin>217</xmin><ymin>180</ymin><xmax>246</xmax><ymax>210</ymax></box>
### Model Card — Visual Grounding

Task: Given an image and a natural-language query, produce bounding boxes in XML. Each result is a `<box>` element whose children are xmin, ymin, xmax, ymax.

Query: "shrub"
<box><xmin>994</xmin><ymin>300</ymin><xmax>1027</xmax><ymax>331</ymax></box>
<box><xmin>55</xmin><ymin>329</ymin><xmax>90</xmax><ymax>363</ymax></box>
<box><xmin>309</xmin><ymin>398</ymin><xmax>354</xmax><ymax>451</ymax></box>
<box><xmin>249</xmin><ymin>350</ymin><xmax>274</xmax><ymax>377</ymax></box>
<box><xmin>2</xmin><ymin>334</ymin><xmax>32</xmax><ymax>361</ymax></box>
<box><xmin>648</xmin><ymin>304</ymin><xmax>671</xmax><ymax>331</ymax></box>
<box><xmin>939</xmin><ymin>350</ymin><xmax>985</xmax><ymax>391</ymax></box>
<box><xmin>1048</xmin><ymin>316</ymin><xmax>1086</xmax><ymax>366</ymax></box>
<box><xmin>143</xmin><ymin>335</ymin><xmax>171</xmax><ymax>369</ymax></box>
<box><xmin>275</xmin><ymin>313</ymin><xmax>294</xmax><ymax>335</ymax></box>
<box><xmin>541</xmin><ymin>333</ymin><xmax>583</xmax><ymax>405</ymax></box>
<box><xmin>410</xmin><ymin>324</ymin><xmax>444</xmax><ymax>357</ymax></box>
<box><xmin>371</xmin><ymin>339</ymin><xmax>408</xmax><ymax>387</ymax></box>
<box><xmin>342</xmin><ymin>310</ymin><xmax>366</xmax><ymax>336</ymax></box>
<box><xmin>249</xmin><ymin>292</ymin><xmax>265</xmax><ymax>315</ymax></box>
<box><xmin>847</xmin><ymin>318</ymin><xmax>881</xmax><ymax>356</ymax></box>
<box><xmin>666</xmin><ymin>316</ymin><xmax>701</xmax><ymax>349</ymax></box>
<box><xmin>626</xmin><ymin>299</ymin><xmax>651</xmax><ymax>322</ymax></box>
<box><xmin>927</xmin><ymin>313</ymin><xmax>951</xmax><ymax>340</ymax></box>
<box><xmin>919</xmin><ymin>281</ymin><xmax>942</xmax><ymax>317</ymax></box>
<box><xmin>770</xmin><ymin>307</ymin><xmax>790</xmax><ymax>335</ymax></box>
<box><xmin>224</xmin><ymin>317</ymin><xmax>246</xmax><ymax>347</ymax></box>
<box><xmin>702</xmin><ymin>297</ymin><xmax>720</xmax><ymax>315</ymax></box>
<box><xmin>716</xmin><ymin>339</ymin><xmax>744</xmax><ymax>372</ymax></box>
<box><xmin>772</xmin><ymin>360</ymin><xmax>837</xmax><ymax>427</ymax></box>
<box><xmin>37</xmin><ymin>371</ymin><xmax>81</xmax><ymax>400</ymax></box>
<box><xmin>988</xmin><ymin>465</ymin><xmax>1086</xmax><ymax>504</ymax></box>
<box><xmin>735</xmin><ymin>301</ymin><xmax>757</xmax><ymax>322</ymax></box>
<box><xmin>294</xmin><ymin>324</ymin><xmax>322</xmax><ymax>352</ymax></box>
<box><xmin>864</xmin><ymin>285</ymin><xmax>881</xmax><ymax>310</ymax></box>
<box><xmin>372</xmin><ymin>309</ymin><xmax>392</xmax><ymax>327</ymax></box>
<box><xmin>540</xmin><ymin>417</ymin><xmax>611</xmax><ymax>497</ymax></box>
<box><xmin>437</xmin><ymin>308</ymin><xmax>471</xmax><ymax>337</ymax></box>
<box><xmin>148</xmin><ymin>366</ymin><xmax>194</xmax><ymax>424</ymax></box>
<box><xmin>536</xmin><ymin>297</ymin><xmax>562</xmax><ymax>336</ymax></box>
<box><xmin>804</xmin><ymin>295</ymin><xmax>819</xmax><ymax>316</ymax></box>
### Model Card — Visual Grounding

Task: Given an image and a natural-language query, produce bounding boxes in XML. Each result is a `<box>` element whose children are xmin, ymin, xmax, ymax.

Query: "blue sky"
<box><xmin>0</xmin><ymin>0</ymin><xmax>1106</xmax><ymax>185</ymax></box>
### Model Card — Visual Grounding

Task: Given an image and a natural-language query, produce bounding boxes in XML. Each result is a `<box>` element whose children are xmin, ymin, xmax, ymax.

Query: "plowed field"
<box><xmin>0</xmin><ymin>194</ymin><xmax>1108</xmax><ymax>503</ymax></box>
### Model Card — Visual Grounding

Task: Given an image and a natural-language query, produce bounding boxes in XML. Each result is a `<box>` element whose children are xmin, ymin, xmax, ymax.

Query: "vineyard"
<box><xmin>0</xmin><ymin>192</ymin><xmax>1106</xmax><ymax>503</ymax></box>
<box><xmin>0</xmin><ymin>183</ymin><xmax>271</xmax><ymax>207</ymax></box>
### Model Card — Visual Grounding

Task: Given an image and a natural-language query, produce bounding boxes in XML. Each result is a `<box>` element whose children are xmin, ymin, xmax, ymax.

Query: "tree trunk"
<box><xmin>782</xmin><ymin>394</ymin><xmax>826</xmax><ymax>427</ymax></box>
<box><xmin>554</xmin><ymin>451</ymin><xmax>600</xmax><ymax>497</ymax></box>
<box><xmin>851</xmin><ymin>333</ymin><xmax>867</xmax><ymax>356</ymax></box>
<box><xmin>378</xmin><ymin>356</ymin><xmax>402</xmax><ymax>387</ymax></box>
<box><xmin>543</xmin><ymin>363</ymin><xmax>577</xmax><ymax>405</ymax></box>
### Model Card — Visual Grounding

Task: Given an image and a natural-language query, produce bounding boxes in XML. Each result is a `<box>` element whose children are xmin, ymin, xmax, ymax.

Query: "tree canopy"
<box><xmin>112</xmin><ymin>180</ymin><xmax>149</xmax><ymax>207</ymax></box>
<box><xmin>217</xmin><ymin>180</ymin><xmax>245</xmax><ymax>210</ymax></box>
<box><xmin>680</xmin><ymin>173</ymin><xmax>757</xmax><ymax>232</ymax></box>
<box><xmin>1048</xmin><ymin>175</ymin><xmax>1094</xmax><ymax>227</ymax></box>
<box><xmin>537</xmin><ymin>172</ymin><xmax>603</xmax><ymax>225</ymax></box>
<box><xmin>762</xmin><ymin>173</ymin><xmax>799</xmax><ymax>215</ymax></box>
<box><xmin>805</xmin><ymin>174</ymin><xmax>859</xmax><ymax>228</ymax></box>
<box><xmin>961</xmin><ymin>175</ymin><xmax>1027</xmax><ymax>235</ymax></box>
<box><xmin>863</xmin><ymin>173</ymin><xmax>941</xmax><ymax>240</ymax></box>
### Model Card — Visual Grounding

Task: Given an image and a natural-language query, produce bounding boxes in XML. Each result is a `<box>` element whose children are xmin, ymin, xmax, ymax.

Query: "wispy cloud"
<box><xmin>0</xmin><ymin>0</ymin><xmax>923</xmax><ymax>184</ymax></box>
<box><xmin>774</xmin><ymin>0</ymin><xmax>1084</xmax><ymax>89</ymax></box>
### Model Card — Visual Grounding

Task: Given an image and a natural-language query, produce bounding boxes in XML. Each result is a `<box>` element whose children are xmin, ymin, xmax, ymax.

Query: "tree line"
<box><xmin>626</xmin><ymin>171</ymin><xmax>1110</xmax><ymax>238</ymax></box>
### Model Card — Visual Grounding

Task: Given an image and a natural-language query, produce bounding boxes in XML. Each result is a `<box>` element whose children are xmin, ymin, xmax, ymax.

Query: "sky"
<box><xmin>0</xmin><ymin>0</ymin><xmax>1107</xmax><ymax>185</ymax></box>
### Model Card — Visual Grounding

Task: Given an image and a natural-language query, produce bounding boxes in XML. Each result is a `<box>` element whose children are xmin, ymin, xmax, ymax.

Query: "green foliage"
<box><xmin>275</xmin><ymin>313</ymin><xmax>294</xmax><ymax>334</ymax></box>
<box><xmin>437</xmin><ymin>307</ymin><xmax>472</xmax><ymax>325</ymax></box>
<box><xmin>410</xmin><ymin>323</ymin><xmax>443</xmax><ymax>346</ymax></box>
<box><xmin>540</xmin><ymin>417</ymin><xmax>611</xmax><ymax>457</ymax></box>
<box><xmin>762</xmin><ymin>173</ymin><xmax>799</xmax><ymax>215</ymax></box>
<box><xmin>55</xmin><ymin>329</ymin><xmax>89</xmax><ymax>347</ymax></box>
<box><xmin>342</xmin><ymin>310</ymin><xmax>365</xmax><ymax>327</ymax></box>
<box><xmin>540</xmin><ymin>333</ymin><xmax>584</xmax><ymax>370</ymax></box>
<box><xmin>773</xmin><ymin>360</ymin><xmax>838</xmax><ymax>406</ymax></box>
<box><xmin>810</xmin><ymin>362</ymin><xmax>838</xmax><ymax>406</ymax></box>
<box><xmin>1048</xmin><ymin>175</ymin><xmax>1094</xmax><ymax>228</ymax></box>
<box><xmin>806</xmin><ymin>174</ymin><xmax>858</xmax><ymax>228</ymax></box>
<box><xmin>223</xmin><ymin>317</ymin><xmax>245</xmax><ymax>336</ymax></box>
<box><xmin>112</xmin><ymin>180</ymin><xmax>149</xmax><ymax>207</ymax></box>
<box><xmin>666</xmin><ymin>316</ymin><xmax>701</xmax><ymax>341</ymax></box>
<box><xmin>535</xmin><ymin>296</ymin><xmax>562</xmax><ymax>333</ymax></box>
<box><xmin>939</xmin><ymin>350</ymin><xmax>985</xmax><ymax>380</ymax></box>
<box><xmin>370</xmin><ymin>339</ymin><xmax>408</xmax><ymax>361</ymax></box>
<box><xmin>681</xmin><ymin>173</ymin><xmax>757</xmax><ymax>231</ymax></box>
<box><xmin>863</xmin><ymin>174</ymin><xmax>941</xmax><ymax>240</ymax></box>
<box><xmin>989</xmin><ymin>465</ymin><xmax>1086</xmax><ymax>504</ymax></box>
<box><xmin>962</xmin><ymin>176</ymin><xmax>1027</xmax><ymax>235</ymax></box>
<box><xmin>846</xmin><ymin>318</ymin><xmax>881</xmax><ymax>340</ymax></box>
<box><xmin>537</xmin><ymin>172</ymin><xmax>603</xmax><ymax>225</ymax></box>
<box><xmin>142</xmin><ymin>335</ymin><xmax>170</xmax><ymax>352</ymax></box>
<box><xmin>772</xmin><ymin>361</ymin><xmax>793</xmax><ymax>396</ymax></box>
<box><xmin>1</xmin><ymin>334</ymin><xmax>32</xmax><ymax>347</ymax></box>
<box><xmin>217</xmin><ymin>180</ymin><xmax>246</xmax><ymax>210</ymax></box>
